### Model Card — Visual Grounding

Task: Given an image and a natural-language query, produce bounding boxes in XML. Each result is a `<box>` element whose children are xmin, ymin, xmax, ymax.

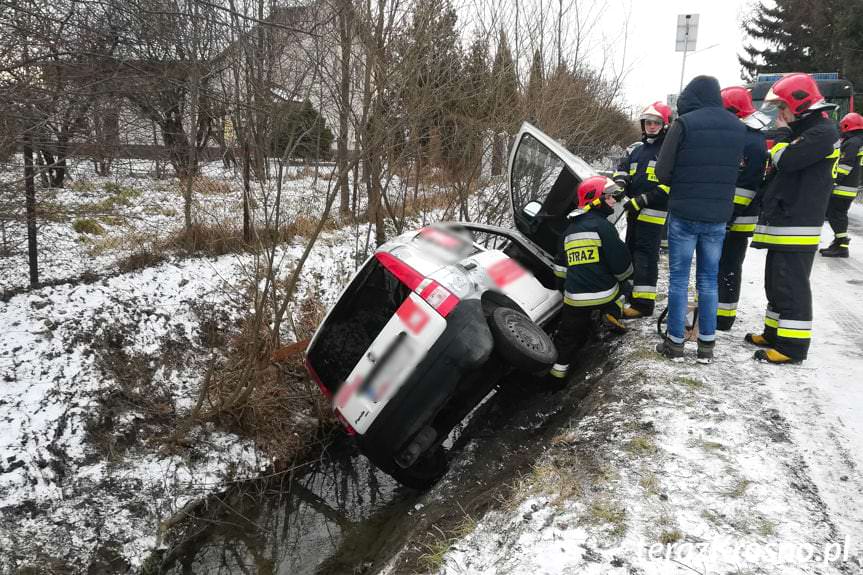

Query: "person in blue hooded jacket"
<box><xmin>653</xmin><ymin>75</ymin><xmax>746</xmax><ymax>363</ymax></box>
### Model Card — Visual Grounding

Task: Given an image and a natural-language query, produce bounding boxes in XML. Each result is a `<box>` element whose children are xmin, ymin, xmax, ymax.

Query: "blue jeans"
<box><xmin>667</xmin><ymin>216</ymin><xmax>726</xmax><ymax>344</ymax></box>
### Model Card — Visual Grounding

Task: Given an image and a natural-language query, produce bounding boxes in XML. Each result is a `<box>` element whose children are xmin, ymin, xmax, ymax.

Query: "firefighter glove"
<box><xmin>624</xmin><ymin>195</ymin><xmax>646</xmax><ymax>214</ymax></box>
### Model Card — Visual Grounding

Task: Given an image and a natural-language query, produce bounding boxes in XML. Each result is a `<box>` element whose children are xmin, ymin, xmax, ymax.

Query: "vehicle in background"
<box><xmin>748</xmin><ymin>72</ymin><xmax>854</xmax><ymax>128</ymax></box>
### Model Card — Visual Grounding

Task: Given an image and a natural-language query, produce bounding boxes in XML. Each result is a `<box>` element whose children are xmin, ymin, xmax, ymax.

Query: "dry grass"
<box><xmin>182</xmin><ymin>176</ymin><xmax>235</xmax><ymax>196</ymax></box>
<box><xmin>117</xmin><ymin>248</ymin><xmax>167</xmax><ymax>273</ymax></box>
<box><xmin>418</xmin><ymin>515</ymin><xmax>478</xmax><ymax>571</ymax></box>
<box><xmin>586</xmin><ymin>499</ymin><xmax>627</xmax><ymax>538</ymax></box>
<box><xmin>676</xmin><ymin>375</ymin><xmax>704</xmax><ymax>389</ymax></box>
<box><xmin>723</xmin><ymin>478</ymin><xmax>752</xmax><ymax>498</ymax></box>
<box><xmin>659</xmin><ymin>528</ymin><xmax>683</xmax><ymax>545</ymax></box>
<box><xmin>626</xmin><ymin>435</ymin><xmax>657</xmax><ymax>456</ymax></box>
<box><xmin>639</xmin><ymin>470</ymin><xmax>660</xmax><ymax>495</ymax></box>
<box><xmin>73</xmin><ymin>218</ymin><xmax>106</xmax><ymax>235</ymax></box>
<box><xmin>168</xmin><ymin>222</ymin><xmax>246</xmax><ymax>256</ymax></box>
<box><xmin>201</xmin><ymin>289</ymin><xmax>335</xmax><ymax>464</ymax></box>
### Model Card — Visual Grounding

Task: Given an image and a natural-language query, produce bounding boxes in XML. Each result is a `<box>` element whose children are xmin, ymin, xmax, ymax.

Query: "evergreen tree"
<box><xmin>490</xmin><ymin>29</ymin><xmax>520</xmax><ymax>132</ymax></box>
<box><xmin>740</xmin><ymin>0</ymin><xmax>863</xmax><ymax>95</ymax></box>
<box><xmin>489</xmin><ymin>30</ymin><xmax>520</xmax><ymax>175</ymax></box>
<box><xmin>269</xmin><ymin>100</ymin><xmax>333</xmax><ymax>161</ymax></box>
<box><xmin>526</xmin><ymin>49</ymin><xmax>544</xmax><ymax>122</ymax></box>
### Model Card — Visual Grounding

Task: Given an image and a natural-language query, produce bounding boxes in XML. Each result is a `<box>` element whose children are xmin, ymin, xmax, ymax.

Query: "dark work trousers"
<box><xmin>554</xmin><ymin>300</ymin><xmax>623</xmax><ymax>367</ymax></box>
<box><xmin>625</xmin><ymin>214</ymin><xmax>662</xmax><ymax>315</ymax></box>
<box><xmin>826</xmin><ymin>195</ymin><xmax>854</xmax><ymax>242</ymax></box>
<box><xmin>716</xmin><ymin>233</ymin><xmax>750</xmax><ymax>330</ymax></box>
<box><xmin>761</xmin><ymin>250</ymin><xmax>815</xmax><ymax>361</ymax></box>
<box><xmin>660</xmin><ymin>221</ymin><xmax>669</xmax><ymax>250</ymax></box>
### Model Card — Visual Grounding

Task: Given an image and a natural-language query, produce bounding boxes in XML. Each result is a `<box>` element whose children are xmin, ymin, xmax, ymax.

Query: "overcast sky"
<box><xmin>596</xmin><ymin>0</ymin><xmax>756</xmax><ymax>114</ymax></box>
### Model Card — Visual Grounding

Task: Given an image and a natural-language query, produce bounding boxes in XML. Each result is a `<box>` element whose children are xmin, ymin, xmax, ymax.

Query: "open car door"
<box><xmin>508</xmin><ymin>122</ymin><xmax>601</xmax><ymax>257</ymax></box>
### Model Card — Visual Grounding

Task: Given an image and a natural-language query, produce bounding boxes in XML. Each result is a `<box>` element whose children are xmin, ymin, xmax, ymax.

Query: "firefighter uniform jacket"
<box><xmin>727</xmin><ymin>125</ymin><xmax>768</xmax><ymax>237</ymax></box>
<box><xmin>752</xmin><ymin>112</ymin><xmax>840</xmax><ymax>252</ymax></box>
<box><xmin>833</xmin><ymin>130</ymin><xmax>863</xmax><ymax>199</ymax></box>
<box><xmin>613</xmin><ymin>136</ymin><xmax>670</xmax><ymax>226</ymax></box>
<box><xmin>554</xmin><ymin>204</ymin><xmax>633</xmax><ymax>308</ymax></box>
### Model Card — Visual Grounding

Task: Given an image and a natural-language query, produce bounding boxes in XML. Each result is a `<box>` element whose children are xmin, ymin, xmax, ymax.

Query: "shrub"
<box><xmin>269</xmin><ymin>99</ymin><xmax>333</xmax><ymax>161</ymax></box>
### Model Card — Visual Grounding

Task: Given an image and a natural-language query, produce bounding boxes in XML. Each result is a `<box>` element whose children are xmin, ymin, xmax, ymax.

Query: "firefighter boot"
<box><xmin>754</xmin><ymin>349</ymin><xmax>801</xmax><ymax>365</ymax></box>
<box><xmin>821</xmin><ymin>237</ymin><xmax>849</xmax><ymax>258</ymax></box>
<box><xmin>744</xmin><ymin>333</ymin><xmax>772</xmax><ymax>348</ymax></box>
<box><xmin>656</xmin><ymin>337</ymin><xmax>685</xmax><ymax>361</ymax></box>
<box><xmin>818</xmin><ymin>237</ymin><xmax>837</xmax><ymax>255</ymax></box>
<box><xmin>603</xmin><ymin>313</ymin><xmax>628</xmax><ymax>334</ymax></box>
<box><xmin>623</xmin><ymin>306</ymin><xmax>646</xmax><ymax>319</ymax></box>
<box><xmin>545</xmin><ymin>363</ymin><xmax>571</xmax><ymax>391</ymax></box>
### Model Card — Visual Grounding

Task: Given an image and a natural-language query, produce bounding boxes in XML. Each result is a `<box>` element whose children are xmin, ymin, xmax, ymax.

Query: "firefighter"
<box><xmin>612</xmin><ymin>101</ymin><xmax>673</xmax><ymax>318</ymax></box>
<box><xmin>747</xmin><ymin>73</ymin><xmax>840</xmax><ymax>364</ymax></box>
<box><xmin>820</xmin><ymin>112</ymin><xmax>863</xmax><ymax>258</ymax></box>
<box><xmin>549</xmin><ymin>176</ymin><xmax>633</xmax><ymax>382</ymax></box>
<box><xmin>716</xmin><ymin>86</ymin><xmax>769</xmax><ymax>330</ymax></box>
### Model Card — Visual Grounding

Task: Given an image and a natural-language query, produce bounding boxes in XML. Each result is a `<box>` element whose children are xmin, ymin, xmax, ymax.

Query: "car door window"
<box><xmin>511</xmin><ymin>133</ymin><xmax>573</xmax><ymax>217</ymax></box>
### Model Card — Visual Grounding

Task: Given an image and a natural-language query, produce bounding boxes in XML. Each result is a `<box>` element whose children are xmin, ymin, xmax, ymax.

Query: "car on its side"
<box><xmin>304</xmin><ymin>123</ymin><xmax>618</xmax><ymax>487</ymax></box>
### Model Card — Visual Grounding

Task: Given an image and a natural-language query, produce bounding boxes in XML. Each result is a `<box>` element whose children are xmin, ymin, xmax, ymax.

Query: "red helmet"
<box><xmin>577</xmin><ymin>176</ymin><xmax>614</xmax><ymax>208</ymax></box>
<box><xmin>720</xmin><ymin>86</ymin><xmax>756</xmax><ymax>118</ymax></box>
<box><xmin>639</xmin><ymin>101</ymin><xmax>672</xmax><ymax>126</ymax></box>
<box><xmin>764</xmin><ymin>73</ymin><xmax>828</xmax><ymax>116</ymax></box>
<box><xmin>839</xmin><ymin>112</ymin><xmax>863</xmax><ymax>133</ymax></box>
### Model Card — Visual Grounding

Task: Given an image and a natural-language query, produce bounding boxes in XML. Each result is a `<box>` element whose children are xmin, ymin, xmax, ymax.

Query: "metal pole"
<box><xmin>679</xmin><ymin>15</ymin><xmax>691</xmax><ymax>92</ymax></box>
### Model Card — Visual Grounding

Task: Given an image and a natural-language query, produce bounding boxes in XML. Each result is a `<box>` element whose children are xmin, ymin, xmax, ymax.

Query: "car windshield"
<box><xmin>307</xmin><ymin>257</ymin><xmax>411</xmax><ymax>392</ymax></box>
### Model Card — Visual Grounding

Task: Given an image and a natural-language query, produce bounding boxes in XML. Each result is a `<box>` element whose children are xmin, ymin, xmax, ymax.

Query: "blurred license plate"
<box><xmin>362</xmin><ymin>333</ymin><xmax>418</xmax><ymax>402</ymax></box>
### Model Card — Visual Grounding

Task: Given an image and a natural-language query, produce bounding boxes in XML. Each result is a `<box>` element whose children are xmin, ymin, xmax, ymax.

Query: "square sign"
<box><xmin>675</xmin><ymin>13</ymin><xmax>699</xmax><ymax>52</ymax></box>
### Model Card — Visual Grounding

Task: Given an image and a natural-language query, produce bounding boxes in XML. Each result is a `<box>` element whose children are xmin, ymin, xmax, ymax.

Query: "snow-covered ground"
<box><xmin>441</xmin><ymin>204</ymin><xmax>863</xmax><ymax>575</ymax></box>
<box><xmin>0</xmin><ymin>161</ymin><xmax>379</xmax><ymax>571</ymax></box>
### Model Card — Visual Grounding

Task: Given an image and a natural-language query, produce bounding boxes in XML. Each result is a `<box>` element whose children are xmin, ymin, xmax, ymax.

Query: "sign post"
<box><xmin>676</xmin><ymin>14</ymin><xmax>699</xmax><ymax>92</ymax></box>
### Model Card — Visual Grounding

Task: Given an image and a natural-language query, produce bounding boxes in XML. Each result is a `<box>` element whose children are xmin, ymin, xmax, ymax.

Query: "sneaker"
<box><xmin>656</xmin><ymin>337</ymin><xmax>685</xmax><ymax>360</ymax></box>
<box><xmin>696</xmin><ymin>340</ymin><xmax>715</xmax><ymax>364</ymax></box>
<box><xmin>754</xmin><ymin>349</ymin><xmax>801</xmax><ymax>365</ymax></box>
<box><xmin>744</xmin><ymin>333</ymin><xmax>771</xmax><ymax>348</ymax></box>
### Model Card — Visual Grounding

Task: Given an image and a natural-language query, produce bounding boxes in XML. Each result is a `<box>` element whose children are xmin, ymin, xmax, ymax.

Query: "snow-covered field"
<box><xmin>440</xmin><ymin>204</ymin><xmax>863</xmax><ymax>575</ymax></box>
<box><xmin>0</xmin><ymin>160</ymin><xmax>378</xmax><ymax>570</ymax></box>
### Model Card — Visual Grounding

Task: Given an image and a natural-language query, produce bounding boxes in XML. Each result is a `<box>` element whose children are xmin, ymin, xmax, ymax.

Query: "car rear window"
<box><xmin>307</xmin><ymin>256</ymin><xmax>411</xmax><ymax>393</ymax></box>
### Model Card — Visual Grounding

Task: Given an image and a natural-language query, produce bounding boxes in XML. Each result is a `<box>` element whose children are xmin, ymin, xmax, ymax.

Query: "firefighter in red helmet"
<box><xmin>746</xmin><ymin>73</ymin><xmax>840</xmax><ymax>364</ymax></box>
<box><xmin>549</xmin><ymin>176</ymin><xmax>632</xmax><ymax>383</ymax></box>
<box><xmin>612</xmin><ymin>101</ymin><xmax>673</xmax><ymax>319</ymax></box>
<box><xmin>715</xmin><ymin>86</ymin><xmax>769</xmax><ymax>330</ymax></box>
<box><xmin>821</xmin><ymin>112</ymin><xmax>863</xmax><ymax>257</ymax></box>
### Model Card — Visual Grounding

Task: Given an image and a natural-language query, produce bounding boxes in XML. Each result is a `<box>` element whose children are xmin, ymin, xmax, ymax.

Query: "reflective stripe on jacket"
<box><xmin>752</xmin><ymin>113</ymin><xmax>840</xmax><ymax>252</ymax></box>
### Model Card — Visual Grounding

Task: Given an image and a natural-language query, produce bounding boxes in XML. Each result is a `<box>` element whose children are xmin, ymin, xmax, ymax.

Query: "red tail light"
<box><xmin>305</xmin><ymin>356</ymin><xmax>356</xmax><ymax>435</ymax></box>
<box><xmin>304</xmin><ymin>356</ymin><xmax>332</xmax><ymax>399</ymax></box>
<box><xmin>375</xmin><ymin>252</ymin><xmax>460</xmax><ymax>317</ymax></box>
<box><xmin>335</xmin><ymin>410</ymin><xmax>357</xmax><ymax>436</ymax></box>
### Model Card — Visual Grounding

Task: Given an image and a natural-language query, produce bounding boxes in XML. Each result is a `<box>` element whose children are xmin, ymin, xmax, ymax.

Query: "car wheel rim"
<box><xmin>506</xmin><ymin>315</ymin><xmax>546</xmax><ymax>352</ymax></box>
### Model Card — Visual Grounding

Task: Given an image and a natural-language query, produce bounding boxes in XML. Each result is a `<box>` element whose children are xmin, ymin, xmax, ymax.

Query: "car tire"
<box><xmin>387</xmin><ymin>446</ymin><xmax>448</xmax><ymax>490</ymax></box>
<box><xmin>488</xmin><ymin>306</ymin><xmax>558</xmax><ymax>374</ymax></box>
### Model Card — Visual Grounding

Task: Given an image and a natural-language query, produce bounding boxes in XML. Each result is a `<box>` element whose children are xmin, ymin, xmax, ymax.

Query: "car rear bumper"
<box><xmin>356</xmin><ymin>299</ymin><xmax>494</xmax><ymax>473</ymax></box>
